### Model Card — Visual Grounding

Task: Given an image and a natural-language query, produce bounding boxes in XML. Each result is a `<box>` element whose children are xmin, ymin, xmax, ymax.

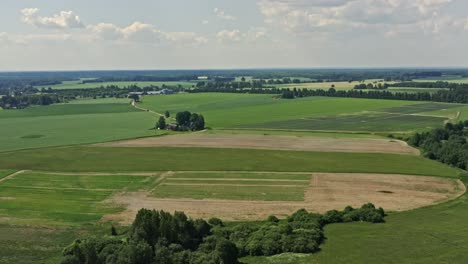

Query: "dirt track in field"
<box><xmin>95</xmin><ymin>134</ymin><xmax>419</xmax><ymax>155</ymax></box>
<box><xmin>102</xmin><ymin>172</ymin><xmax>464</xmax><ymax>224</ymax></box>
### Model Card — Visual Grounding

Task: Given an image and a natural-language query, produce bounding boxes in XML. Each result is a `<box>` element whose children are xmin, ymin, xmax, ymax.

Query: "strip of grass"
<box><xmin>153</xmin><ymin>184</ymin><xmax>305</xmax><ymax>201</ymax></box>
<box><xmin>2</xmin><ymin>173</ymin><xmax>152</xmax><ymax>191</ymax></box>
<box><xmin>164</xmin><ymin>179</ymin><xmax>309</xmax><ymax>186</ymax></box>
<box><xmin>208</xmin><ymin>129</ymin><xmax>384</xmax><ymax>139</ymax></box>
<box><xmin>171</xmin><ymin>172</ymin><xmax>312</xmax><ymax>181</ymax></box>
<box><xmin>0</xmin><ymin>147</ymin><xmax>461</xmax><ymax>177</ymax></box>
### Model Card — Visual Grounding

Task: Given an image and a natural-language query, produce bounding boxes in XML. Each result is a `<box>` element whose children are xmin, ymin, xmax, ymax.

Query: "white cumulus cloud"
<box><xmin>89</xmin><ymin>21</ymin><xmax>207</xmax><ymax>46</ymax></box>
<box><xmin>257</xmin><ymin>0</ymin><xmax>460</xmax><ymax>36</ymax></box>
<box><xmin>21</xmin><ymin>8</ymin><xmax>84</xmax><ymax>29</ymax></box>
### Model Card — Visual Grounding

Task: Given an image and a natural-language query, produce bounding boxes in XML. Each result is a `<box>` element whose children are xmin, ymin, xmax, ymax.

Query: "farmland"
<box><xmin>140</xmin><ymin>93</ymin><xmax>463</xmax><ymax>131</ymax></box>
<box><xmin>0</xmin><ymin>73</ymin><xmax>467</xmax><ymax>263</ymax></box>
<box><xmin>0</xmin><ymin>146</ymin><xmax>461</xmax><ymax>177</ymax></box>
<box><xmin>0</xmin><ymin>98</ymin><xmax>164</xmax><ymax>152</ymax></box>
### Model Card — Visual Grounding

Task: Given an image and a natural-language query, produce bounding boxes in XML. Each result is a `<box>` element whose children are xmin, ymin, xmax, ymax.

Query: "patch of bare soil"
<box><xmin>102</xmin><ymin>172</ymin><xmax>464</xmax><ymax>224</ymax></box>
<box><xmin>94</xmin><ymin>134</ymin><xmax>419</xmax><ymax>155</ymax></box>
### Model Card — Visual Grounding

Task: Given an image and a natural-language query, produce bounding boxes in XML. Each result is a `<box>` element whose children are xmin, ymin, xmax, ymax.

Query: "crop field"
<box><xmin>140</xmin><ymin>93</ymin><xmax>461</xmax><ymax>131</ymax></box>
<box><xmin>0</xmin><ymin>98</ymin><xmax>164</xmax><ymax>152</ymax></box>
<box><xmin>36</xmin><ymin>81</ymin><xmax>198</xmax><ymax>90</ymax></box>
<box><xmin>0</xmin><ymin>147</ymin><xmax>462</xmax><ymax>177</ymax></box>
<box><xmin>0</xmin><ymin>171</ymin><xmax>156</xmax><ymax>226</ymax></box>
<box><xmin>245</xmin><ymin>176</ymin><xmax>468</xmax><ymax>264</ymax></box>
<box><xmin>105</xmin><ymin>171</ymin><xmax>463</xmax><ymax>224</ymax></box>
<box><xmin>153</xmin><ymin>172</ymin><xmax>310</xmax><ymax>201</ymax></box>
<box><xmin>101</xmin><ymin>133</ymin><xmax>419</xmax><ymax>155</ymax></box>
<box><xmin>247</xmin><ymin>112</ymin><xmax>447</xmax><ymax>132</ymax></box>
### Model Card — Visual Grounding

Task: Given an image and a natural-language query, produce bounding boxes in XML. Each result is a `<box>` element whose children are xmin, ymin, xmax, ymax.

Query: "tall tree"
<box><xmin>156</xmin><ymin>116</ymin><xmax>166</xmax><ymax>130</ymax></box>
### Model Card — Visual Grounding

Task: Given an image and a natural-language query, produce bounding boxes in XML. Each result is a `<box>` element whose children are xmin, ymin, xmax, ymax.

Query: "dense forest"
<box><xmin>61</xmin><ymin>204</ymin><xmax>385</xmax><ymax>264</ymax></box>
<box><xmin>409</xmin><ymin>121</ymin><xmax>468</xmax><ymax>170</ymax></box>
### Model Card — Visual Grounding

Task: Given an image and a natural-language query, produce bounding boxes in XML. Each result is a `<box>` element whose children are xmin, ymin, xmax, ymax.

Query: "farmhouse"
<box><xmin>146</xmin><ymin>89</ymin><xmax>174</xmax><ymax>95</ymax></box>
<box><xmin>166</xmin><ymin>123</ymin><xmax>178</xmax><ymax>131</ymax></box>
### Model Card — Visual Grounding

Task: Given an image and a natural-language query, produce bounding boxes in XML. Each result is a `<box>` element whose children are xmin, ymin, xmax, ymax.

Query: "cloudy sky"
<box><xmin>1</xmin><ymin>0</ymin><xmax>468</xmax><ymax>71</ymax></box>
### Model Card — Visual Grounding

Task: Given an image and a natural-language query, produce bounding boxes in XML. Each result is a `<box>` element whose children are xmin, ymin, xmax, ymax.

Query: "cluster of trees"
<box><xmin>222</xmin><ymin>203</ymin><xmax>385</xmax><ymax>257</ymax></box>
<box><xmin>175</xmin><ymin>111</ymin><xmax>205</xmax><ymax>131</ymax></box>
<box><xmin>409</xmin><ymin>121</ymin><xmax>468</xmax><ymax>170</ymax></box>
<box><xmin>61</xmin><ymin>210</ymin><xmax>238</xmax><ymax>264</ymax></box>
<box><xmin>61</xmin><ymin>204</ymin><xmax>385</xmax><ymax>264</ymax></box>
<box><xmin>0</xmin><ymin>94</ymin><xmax>61</xmax><ymax>109</ymax></box>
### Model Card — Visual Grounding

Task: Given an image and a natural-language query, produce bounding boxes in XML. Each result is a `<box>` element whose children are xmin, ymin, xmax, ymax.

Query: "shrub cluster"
<box><xmin>61</xmin><ymin>204</ymin><xmax>385</xmax><ymax>264</ymax></box>
<box><xmin>409</xmin><ymin>121</ymin><xmax>468</xmax><ymax>170</ymax></box>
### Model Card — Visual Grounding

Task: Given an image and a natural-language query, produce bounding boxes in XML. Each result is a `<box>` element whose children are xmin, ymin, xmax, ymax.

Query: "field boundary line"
<box><xmin>0</xmin><ymin>170</ymin><xmax>29</xmax><ymax>183</ymax></box>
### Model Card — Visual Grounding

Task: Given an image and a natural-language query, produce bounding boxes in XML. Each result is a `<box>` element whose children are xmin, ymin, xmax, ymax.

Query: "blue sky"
<box><xmin>0</xmin><ymin>0</ymin><xmax>468</xmax><ymax>70</ymax></box>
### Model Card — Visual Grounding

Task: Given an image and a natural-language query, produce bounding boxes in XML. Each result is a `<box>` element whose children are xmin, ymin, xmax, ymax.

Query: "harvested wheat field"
<box><xmin>103</xmin><ymin>172</ymin><xmax>464</xmax><ymax>224</ymax></box>
<box><xmin>96</xmin><ymin>133</ymin><xmax>419</xmax><ymax>155</ymax></box>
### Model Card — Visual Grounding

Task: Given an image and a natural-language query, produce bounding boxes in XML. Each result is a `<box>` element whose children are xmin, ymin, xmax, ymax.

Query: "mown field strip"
<box><xmin>167</xmin><ymin>178</ymin><xmax>310</xmax><ymax>182</ymax></box>
<box><xmin>161</xmin><ymin>183</ymin><xmax>306</xmax><ymax>188</ymax></box>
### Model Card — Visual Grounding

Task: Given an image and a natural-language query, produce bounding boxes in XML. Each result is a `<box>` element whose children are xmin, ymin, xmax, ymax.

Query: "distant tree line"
<box><xmin>61</xmin><ymin>204</ymin><xmax>385</xmax><ymax>264</ymax></box>
<box><xmin>191</xmin><ymin>85</ymin><xmax>468</xmax><ymax>104</ymax></box>
<box><xmin>408</xmin><ymin>121</ymin><xmax>468</xmax><ymax>170</ymax></box>
<box><xmin>283</xmin><ymin>88</ymin><xmax>468</xmax><ymax>103</ymax></box>
<box><xmin>387</xmin><ymin>81</ymin><xmax>468</xmax><ymax>90</ymax></box>
<box><xmin>0</xmin><ymin>94</ymin><xmax>61</xmax><ymax>109</ymax></box>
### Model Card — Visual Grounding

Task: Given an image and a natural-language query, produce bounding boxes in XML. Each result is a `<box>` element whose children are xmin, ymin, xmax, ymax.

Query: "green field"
<box><xmin>0</xmin><ymin>172</ymin><xmax>155</xmax><ymax>226</ymax></box>
<box><xmin>0</xmin><ymin>99</ymin><xmax>164</xmax><ymax>152</ymax></box>
<box><xmin>140</xmin><ymin>93</ymin><xmax>461</xmax><ymax>132</ymax></box>
<box><xmin>153</xmin><ymin>172</ymin><xmax>310</xmax><ymax>201</ymax></box>
<box><xmin>171</xmin><ymin>172</ymin><xmax>312</xmax><ymax>180</ymax></box>
<box><xmin>0</xmin><ymin>170</ymin><xmax>15</xmax><ymax>180</ymax></box>
<box><xmin>0</xmin><ymin>224</ymin><xmax>105</xmax><ymax>264</ymax></box>
<box><xmin>36</xmin><ymin>81</ymin><xmax>198</xmax><ymax>90</ymax></box>
<box><xmin>0</xmin><ymin>147</ymin><xmax>461</xmax><ymax>177</ymax></box>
